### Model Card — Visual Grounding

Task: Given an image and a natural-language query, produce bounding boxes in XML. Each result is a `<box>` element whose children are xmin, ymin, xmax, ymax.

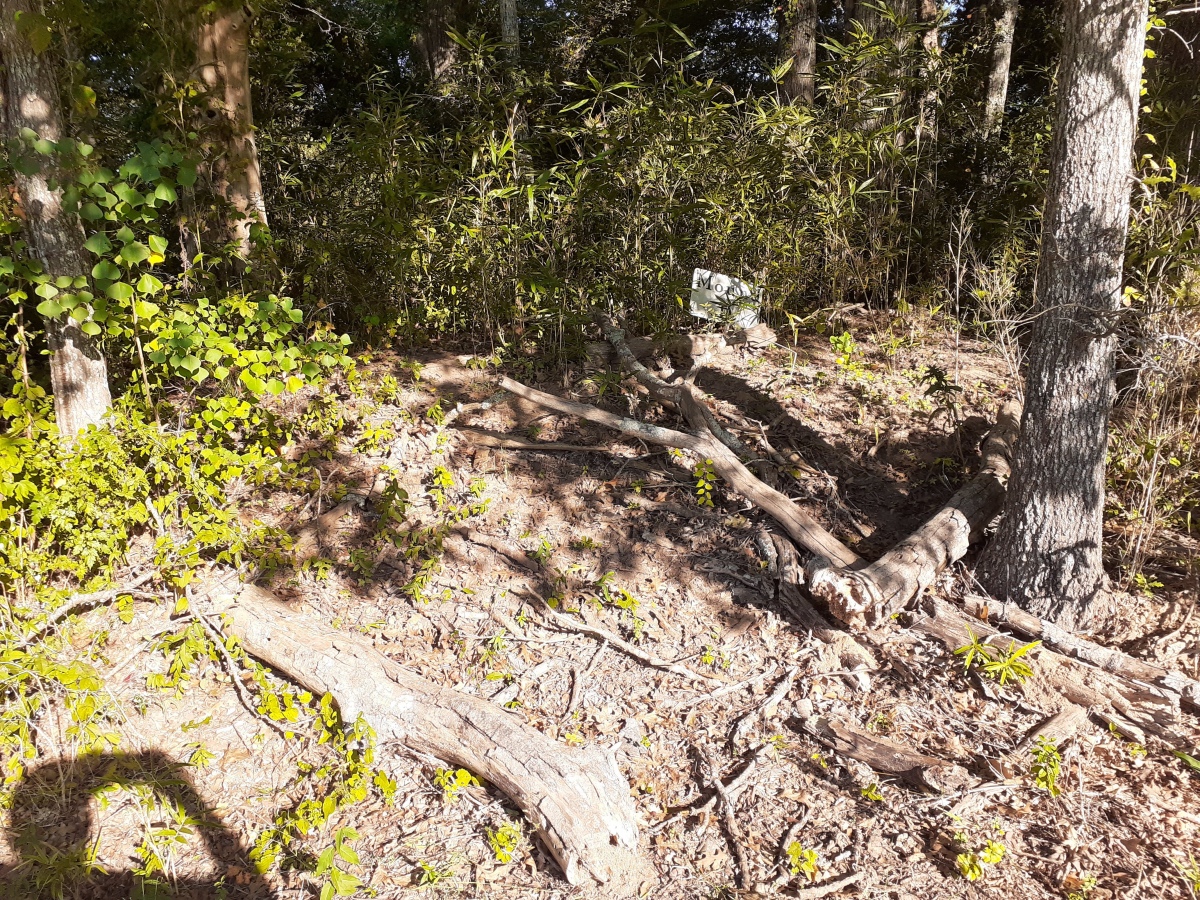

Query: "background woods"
<box><xmin>1</xmin><ymin>0</ymin><xmax>1199</xmax><ymax>897</ymax></box>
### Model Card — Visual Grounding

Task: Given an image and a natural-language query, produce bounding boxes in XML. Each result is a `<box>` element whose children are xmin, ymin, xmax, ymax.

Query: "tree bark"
<box><xmin>499</xmin><ymin>0</ymin><xmax>519</xmax><ymax>62</ymax></box>
<box><xmin>780</xmin><ymin>0</ymin><xmax>818</xmax><ymax>104</ymax></box>
<box><xmin>197</xmin><ymin>572</ymin><xmax>645</xmax><ymax>889</ymax></box>
<box><xmin>0</xmin><ymin>0</ymin><xmax>112</xmax><ymax>438</ymax></box>
<box><xmin>415</xmin><ymin>0</ymin><xmax>467</xmax><ymax>84</ymax></box>
<box><xmin>194</xmin><ymin>1</ymin><xmax>266</xmax><ymax>257</ymax></box>
<box><xmin>977</xmin><ymin>0</ymin><xmax>1148</xmax><ymax>631</ymax></box>
<box><xmin>982</xmin><ymin>0</ymin><xmax>1019</xmax><ymax>137</ymax></box>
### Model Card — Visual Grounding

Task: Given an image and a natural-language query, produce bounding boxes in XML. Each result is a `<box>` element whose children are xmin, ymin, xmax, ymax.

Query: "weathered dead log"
<box><xmin>583</xmin><ymin>325</ymin><xmax>776</xmax><ymax>372</ymax></box>
<box><xmin>810</xmin><ymin>400</ymin><xmax>1021</xmax><ymax>628</ymax></box>
<box><xmin>799</xmin><ymin>716</ymin><xmax>974</xmax><ymax>793</ymax></box>
<box><xmin>499</xmin><ymin>376</ymin><xmax>861</xmax><ymax>568</ymax></box>
<box><xmin>768</xmin><ymin>534</ymin><xmax>878</xmax><ymax>671</ymax></box>
<box><xmin>458</xmin><ymin>427</ymin><xmax>610</xmax><ymax>453</ymax></box>
<box><xmin>959</xmin><ymin>593</ymin><xmax>1200</xmax><ymax>715</ymax></box>
<box><xmin>293</xmin><ymin>498</ymin><xmax>361</xmax><ymax>558</ymax></box>
<box><xmin>911</xmin><ymin>597</ymin><xmax>1186</xmax><ymax>747</ymax></box>
<box><xmin>196</xmin><ymin>571</ymin><xmax>644</xmax><ymax>889</ymax></box>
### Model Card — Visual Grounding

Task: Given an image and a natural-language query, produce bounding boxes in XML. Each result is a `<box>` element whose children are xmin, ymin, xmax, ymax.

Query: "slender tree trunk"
<box><xmin>780</xmin><ymin>0</ymin><xmax>818</xmax><ymax>104</ymax></box>
<box><xmin>978</xmin><ymin>0</ymin><xmax>1148</xmax><ymax>631</ymax></box>
<box><xmin>415</xmin><ymin>0</ymin><xmax>467</xmax><ymax>84</ymax></box>
<box><xmin>499</xmin><ymin>0</ymin><xmax>519</xmax><ymax>62</ymax></box>
<box><xmin>982</xmin><ymin>0</ymin><xmax>1020</xmax><ymax>137</ymax></box>
<box><xmin>917</xmin><ymin>0</ymin><xmax>941</xmax><ymax>142</ymax></box>
<box><xmin>0</xmin><ymin>0</ymin><xmax>112</xmax><ymax>437</ymax></box>
<box><xmin>194</xmin><ymin>1</ymin><xmax>266</xmax><ymax>257</ymax></box>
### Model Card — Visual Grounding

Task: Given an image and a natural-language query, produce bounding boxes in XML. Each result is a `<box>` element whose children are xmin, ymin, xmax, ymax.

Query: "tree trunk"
<box><xmin>499</xmin><ymin>0</ymin><xmax>519</xmax><ymax>62</ymax></box>
<box><xmin>0</xmin><ymin>0</ymin><xmax>112</xmax><ymax>438</ymax></box>
<box><xmin>982</xmin><ymin>0</ymin><xmax>1019</xmax><ymax>137</ymax></box>
<box><xmin>780</xmin><ymin>0</ymin><xmax>818</xmax><ymax>104</ymax></box>
<box><xmin>194</xmin><ymin>1</ymin><xmax>266</xmax><ymax>257</ymax></box>
<box><xmin>916</xmin><ymin>0</ymin><xmax>940</xmax><ymax>142</ymax></box>
<box><xmin>977</xmin><ymin>0</ymin><xmax>1148</xmax><ymax>631</ymax></box>
<box><xmin>415</xmin><ymin>0</ymin><xmax>467</xmax><ymax>84</ymax></box>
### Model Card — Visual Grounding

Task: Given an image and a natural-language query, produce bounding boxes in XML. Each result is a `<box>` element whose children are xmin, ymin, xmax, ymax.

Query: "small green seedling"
<box><xmin>434</xmin><ymin>767</ymin><xmax>479</xmax><ymax>802</ymax></box>
<box><xmin>487</xmin><ymin>821</ymin><xmax>522</xmax><ymax>863</ymax></box>
<box><xmin>786</xmin><ymin>843</ymin><xmax>819</xmax><ymax>881</ymax></box>
<box><xmin>1030</xmin><ymin>736</ymin><xmax>1063</xmax><ymax>797</ymax></box>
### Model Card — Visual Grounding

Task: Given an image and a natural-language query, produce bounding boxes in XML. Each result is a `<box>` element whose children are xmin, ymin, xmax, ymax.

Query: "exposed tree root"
<box><xmin>195</xmin><ymin>570</ymin><xmax>645</xmax><ymax>889</ymax></box>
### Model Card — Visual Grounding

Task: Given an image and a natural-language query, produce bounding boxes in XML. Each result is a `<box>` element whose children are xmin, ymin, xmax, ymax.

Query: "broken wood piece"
<box><xmin>499</xmin><ymin>376</ymin><xmax>861</xmax><ymax>568</ymax></box>
<box><xmin>790</xmin><ymin>871</ymin><xmax>866</xmax><ymax>899</ymax></box>
<box><xmin>195</xmin><ymin>571</ymin><xmax>644</xmax><ymax>888</ymax></box>
<box><xmin>809</xmin><ymin>400</ymin><xmax>1021</xmax><ymax>629</ymax></box>
<box><xmin>292</xmin><ymin>498</ymin><xmax>361</xmax><ymax>559</ymax></box>
<box><xmin>799</xmin><ymin>716</ymin><xmax>974</xmax><ymax>793</ymax></box>
<box><xmin>959</xmin><ymin>593</ymin><xmax>1200</xmax><ymax>715</ymax></box>
<box><xmin>996</xmin><ymin>704</ymin><xmax>1089</xmax><ymax>778</ymax></box>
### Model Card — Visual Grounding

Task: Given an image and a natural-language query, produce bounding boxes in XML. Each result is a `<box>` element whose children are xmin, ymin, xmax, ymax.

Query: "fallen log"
<box><xmin>798</xmin><ymin>715</ymin><xmax>974</xmax><ymax>793</ymax></box>
<box><xmin>499</xmin><ymin>376</ymin><xmax>860</xmax><ymax>568</ymax></box>
<box><xmin>911</xmin><ymin>597</ymin><xmax>1186</xmax><ymax>747</ymax></box>
<box><xmin>195</xmin><ymin>571</ymin><xmax>644</xmax><ymax>889</ymax></box>
<box><xmin>994</xmin><ymin>704</ymin><xmax>1089</xmax><ymax>779</ymax></box>
<box><xmin>959</xmin><ymin>593</ymin><xmax>1200</xmax><ymax>715</ymax></box>
<box><xmin>809</xmin><ymin>400</ymin><xmax>1021</xmax><ymax>628</ymax></box>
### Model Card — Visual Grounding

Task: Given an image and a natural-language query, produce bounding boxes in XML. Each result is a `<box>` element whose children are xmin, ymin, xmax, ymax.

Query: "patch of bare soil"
<box><xmin>6</xmin><ymin>313</ymin><xmax>1199</xmax><ymax>899</ymax></box>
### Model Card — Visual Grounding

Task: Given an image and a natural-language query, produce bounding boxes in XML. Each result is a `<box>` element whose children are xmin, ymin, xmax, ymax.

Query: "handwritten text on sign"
<box><xmin>689</xmin><ymin>268</ymin><xmax>761</xmax><ymax>328</ymax></box>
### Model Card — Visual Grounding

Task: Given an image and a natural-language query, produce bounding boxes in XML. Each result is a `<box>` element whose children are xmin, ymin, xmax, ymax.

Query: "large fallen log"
<box><xmin>809</xmin><ymin>400</ymin><xmax>1021</xmax><ymax>628</ymax></box>
<box><xmin>911</xmin><ymin>597</ymin><xmax>1187</xmax><ymax>747</ymax></box>
<box><xmin>195</xmin><ymin>571</ymin><xmax>644</xmax><ymax>889</ymax></box>
<box><xmin>959</xmin><ymin>593</ymin><xmax>1200</xmax><ymax>715</ymax></box>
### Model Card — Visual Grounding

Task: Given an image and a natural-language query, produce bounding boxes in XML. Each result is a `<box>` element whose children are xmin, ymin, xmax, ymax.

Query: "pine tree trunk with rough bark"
<box><xmin>499</xmin><ymin>0</ymin><xmax>519</xmax><ymax>62</ymax></box>
<box><xmin>780</xmin><ymin>0</ymin><xmax>817</xmax><ymax>104</ymax></box>
<box><xmin>977</xmin><ymin>0</ymin><xmax>1148</xmax><ymax>631</ymax></box>
<box><xmin>0</xmin><ymin>0</ymin><xmax>112</xmax><ymax>438</ymax></box>
<box><xmin>982</xmin><ymin>0</ymin><xmax>1019</xmax><ymax>136</ymax></box>
<box><xmin>194</xmin><ymin>1</ymin><xmax>266</xmax><ymax>258</ymax></box>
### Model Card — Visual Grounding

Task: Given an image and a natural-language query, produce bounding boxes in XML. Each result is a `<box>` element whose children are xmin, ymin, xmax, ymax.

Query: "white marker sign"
<box><xmin>689</xmin><ymin>268</ymin><xmax>761</xmax><ymax>329</ymax></box>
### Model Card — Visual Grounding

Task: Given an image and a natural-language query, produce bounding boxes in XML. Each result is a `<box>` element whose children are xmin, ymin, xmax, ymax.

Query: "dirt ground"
<box><xmin>5</xmin><ymin>311</ymin><xmax>1200</xmax><ymax>899</ymax></box>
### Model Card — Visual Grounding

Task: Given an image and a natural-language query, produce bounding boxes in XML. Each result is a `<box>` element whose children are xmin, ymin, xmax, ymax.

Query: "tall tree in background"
<box><xmin>978</xmin><ymin>0</ymin><xmax>1149</xmax><ymax>631</ymax></box>
<box><xmin>780</xmin><ymin>0</ymin><xmax>817</xmax><ymax>103</ymax></box>
<box><xmin>0</xmin><ymin>0</ymin><xmax>112</xmax><ymax>437</ymax></box>
<box><xmin>415</xmin><ymin>0</ymin><xmax>467</xmax><ymax>83</ymax></box>
<box><xmin>194</xmin><ymin>1</ymin><xmax>267</xmax><ymax>258</ymax></box>
<box><xmin>982</xmin><ymin>0</ymin><xmax>1019</xmax><ymax>136</ymax></box>
<box><xmin>500</xmin><ymin>0</ymin><xmax>519</xmax><ymax>62</ymax></box>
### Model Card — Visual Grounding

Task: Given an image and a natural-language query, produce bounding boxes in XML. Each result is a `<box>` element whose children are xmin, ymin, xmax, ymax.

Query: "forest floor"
<box><xmin>5</xmin><ymin>310</ymin><xmax>1200</xmax><ymax>899</ymax></box>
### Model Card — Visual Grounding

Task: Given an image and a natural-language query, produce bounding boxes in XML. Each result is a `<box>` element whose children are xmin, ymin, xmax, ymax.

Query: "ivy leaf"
<box><xmin>79</xmin><ymin>202</ymin><xmax>103</xmax><ymax>221</ymax></box>
<box><xmin>34</xmin><ymin>282</ymin><xmax>58</xmax><ymax>299</ymax></box>
<box><xmin>267</xmin><ymin>378</ymin><xmax>285</xmax><ymax>396</ymax></box>
<box><xmin>118</xmin><ymin>241</ymin><xmax>151</xmax><ymax>265</ymax></box>
<box><xmin>80</xmin><ymin>320</ymin><xmax>102</xmax><ymax>336</ymax></box>
<box><xmin>71</xmin><ymin>84</ymin><xmax>98</xmax><ymax>117</ymax></box>
<box><xmin>15</xmin><ymin>11</ymin><xmax>53</xmax><ymax>53</ymax></box>
<box><xmin>148</xmin><ymin>234</ymin><xmax>169</xmax><ymax>255</ymax></box>
<box><xmin>83</xmin><ymin>233</ymin><xmax>112</xmax><ymax>255</ymax></box>
<box><xmin>136</xmin><ymin>273</ymin><xmax>164</xmax><ymax>294</ymax></box>
<box><xmin>106</xmin><ymin>281</ymin><xmax>134</xmax><ymax>301</ymax></box>
<box><xmin>114</xmin><ymin>225</ymin><xmax>135</xmax><ymax>243</ymax></box>
<box><xmin>0</xmin><ymin>257</ymin><xmax>13</xmax><ymax>276</ymax></box>
<box><xmin>154</xmin><ymin>182</ymin><xmax>178</xmax><ymax>203</ymax></box>
<box><xmin>178</xmin><ymin>161</ymin><xmax>198</xmax><ymax>187</ymax></box>
<box><xmin>35</xmin><ymin>299</ymin><xmax>62</xmax><ymax>318</ymax></box>
<box><xmin>92</xmin><ymin>261</ymin><xmax>121</xmax><ymax>281</ymax></box>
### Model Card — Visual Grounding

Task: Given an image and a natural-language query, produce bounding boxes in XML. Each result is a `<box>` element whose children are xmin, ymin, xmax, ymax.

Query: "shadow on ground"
<box><xmin>1</xmin><ymin>750</ymin><xmax>272</xmax><ymax>899</ymax></box>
